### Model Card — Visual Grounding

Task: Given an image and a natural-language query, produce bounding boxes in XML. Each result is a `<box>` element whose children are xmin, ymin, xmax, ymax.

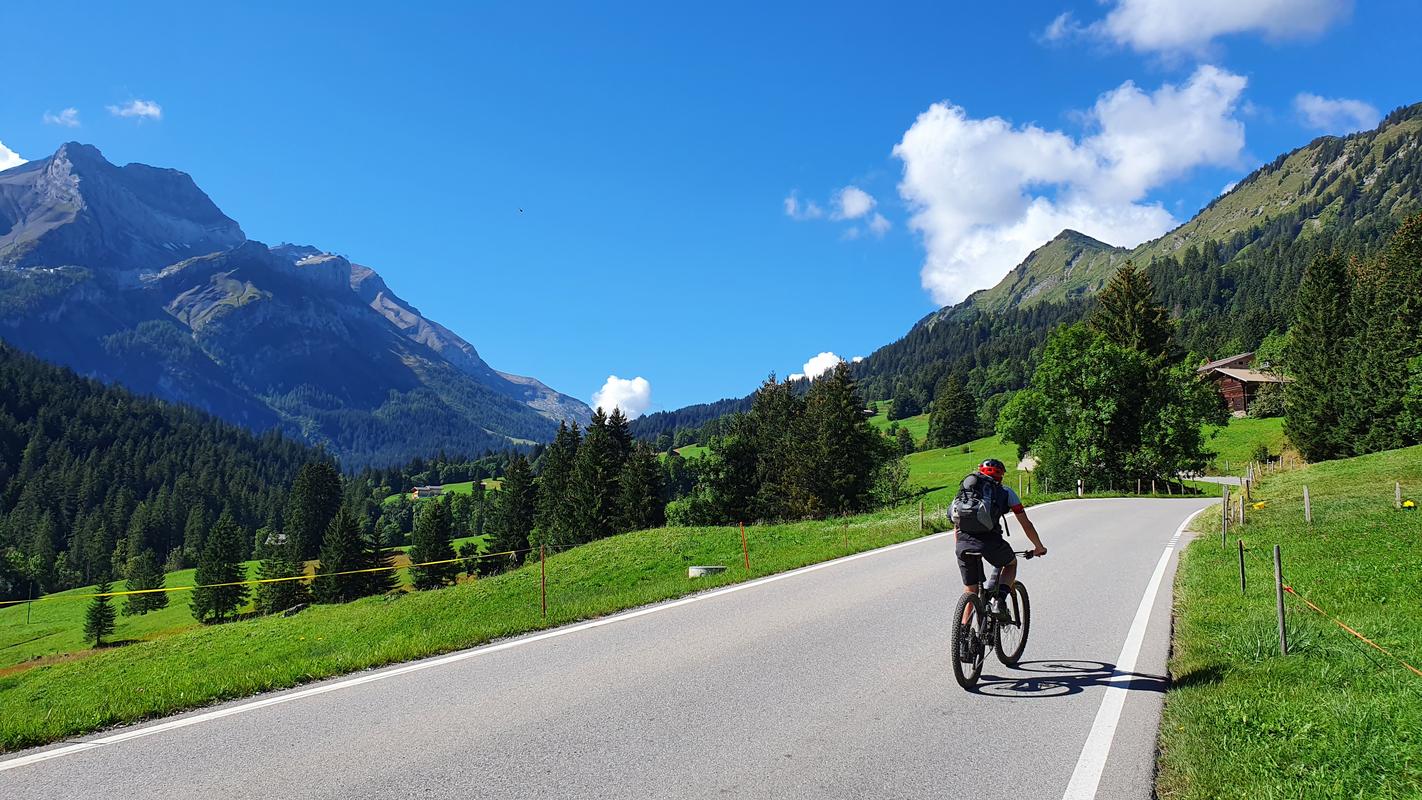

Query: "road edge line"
<box><xmin>1060</xmin><ymin>504</ymin><xmax>1208</xmax><ymax>800</ymax></box>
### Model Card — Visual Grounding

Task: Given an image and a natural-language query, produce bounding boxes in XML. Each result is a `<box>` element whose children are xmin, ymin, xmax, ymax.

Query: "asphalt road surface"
<box><xmin>1</xmin><ymin>497</ymin><xmax>1211</xmax><ymax>799</ymax></box>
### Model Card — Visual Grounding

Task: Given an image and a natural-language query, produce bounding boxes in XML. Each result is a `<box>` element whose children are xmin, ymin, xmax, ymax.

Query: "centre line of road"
<box><xmin>1060</xmin><ymin>505</ymin><xmax>1208</xmax><ymax>800</ymax></box>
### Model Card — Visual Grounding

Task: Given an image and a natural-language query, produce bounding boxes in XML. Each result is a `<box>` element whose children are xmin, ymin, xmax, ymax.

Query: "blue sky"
<box><xmin>2</xmin><ymin>1</ymin><xmax>1417</xmax><ymax>414</ymax></box>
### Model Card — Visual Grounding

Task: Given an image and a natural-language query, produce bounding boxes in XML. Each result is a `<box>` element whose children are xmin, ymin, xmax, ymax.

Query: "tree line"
<box><xmin>0</xmin><ymin>341</ymin><xmax>318</xmax><ymax>602</ymax></box>
<box><xmin>1286</xmin><ymin>213</ymin><xmax>1422</xmax><ymax>461</ymax></box>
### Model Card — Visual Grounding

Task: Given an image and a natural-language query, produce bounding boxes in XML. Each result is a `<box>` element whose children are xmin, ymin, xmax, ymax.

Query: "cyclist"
<box><xmin>954</xmin><ymin>459</ymin><xmax>1046</xmax><ymax>631</ymax></box>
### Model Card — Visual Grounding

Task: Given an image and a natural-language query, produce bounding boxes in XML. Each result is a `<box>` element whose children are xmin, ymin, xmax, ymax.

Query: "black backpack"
<box><xmin>950</xmin><ymin>473</ymin><xmax>1008</xmax><ymax>535</ymax></box>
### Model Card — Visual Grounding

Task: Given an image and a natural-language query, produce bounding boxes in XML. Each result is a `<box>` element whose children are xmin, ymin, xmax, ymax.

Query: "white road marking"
<box><xmin>1060</xmin><ymin>505</ymin><xmax>1208</xmax><ymax>800</ymax></box>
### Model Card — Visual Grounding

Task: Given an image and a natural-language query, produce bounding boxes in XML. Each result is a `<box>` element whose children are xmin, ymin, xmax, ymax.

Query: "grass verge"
<box><xmin>1159</xmin><ymin>445</ymin><xmax>1422</xmax><ymax>799</ymax></box>
<box><xmin>0</xmin><ymin>508</ymin><xmax>954</xmax><ymax>753</ymax></box>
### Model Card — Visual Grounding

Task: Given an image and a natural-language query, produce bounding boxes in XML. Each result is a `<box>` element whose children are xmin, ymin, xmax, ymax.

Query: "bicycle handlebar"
<box><xmin>960</xmin><ymin>549</ymin><xmax>1040</xmax><ymax>559</ymax></box>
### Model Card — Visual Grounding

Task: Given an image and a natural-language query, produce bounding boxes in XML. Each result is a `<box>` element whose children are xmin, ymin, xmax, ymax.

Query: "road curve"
<box><xmin>1</xmin><ymin>497</ymin><xmax>1210</xmax><ymax>800</ymax></box>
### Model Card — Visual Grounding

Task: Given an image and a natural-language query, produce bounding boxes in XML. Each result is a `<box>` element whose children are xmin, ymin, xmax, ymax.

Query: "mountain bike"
<box><xmin>951</xmin><ymin>550</ymin><xmax>1035</xmax><ymax>689</ymax></box>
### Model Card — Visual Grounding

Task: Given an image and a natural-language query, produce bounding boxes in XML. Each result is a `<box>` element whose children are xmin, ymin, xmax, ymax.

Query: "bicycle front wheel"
<box><xmin>994</xmin><ymin>581</ymin><xmax>1031</xmax><ymax>666</ymax></box>
<box><xmin>952</xmin><ymin>592</ymin><xmax>987</xmax><ymax>689</ymax></box>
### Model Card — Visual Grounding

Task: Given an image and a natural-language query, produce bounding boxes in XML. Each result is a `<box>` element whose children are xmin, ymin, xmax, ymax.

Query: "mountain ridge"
<box><xmin>0</xmin><ymin>142</ymin><xmax>591</xmax><ymax>467</ymax></box>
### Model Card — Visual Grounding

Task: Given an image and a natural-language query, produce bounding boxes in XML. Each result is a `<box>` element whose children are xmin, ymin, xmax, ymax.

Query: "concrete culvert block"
<box><xmin>688</xmin><ymin>566</ymin><xmax>727</xmax><ymax>578</ymax></box>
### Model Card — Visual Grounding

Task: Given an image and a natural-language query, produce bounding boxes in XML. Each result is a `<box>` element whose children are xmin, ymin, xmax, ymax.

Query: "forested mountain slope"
<box><xmin>0</xmin><ymin>341</ymin><xmax>320</xmax><ymax>600</ymax></box>
<box><xmin>645</xmin><ymin>103</ymin><xmax>1422</xmax><ymax>441</ymax></box>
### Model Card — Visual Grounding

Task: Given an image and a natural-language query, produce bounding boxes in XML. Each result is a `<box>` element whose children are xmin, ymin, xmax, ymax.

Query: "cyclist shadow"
<box><xmin>969</xmin><ymin>659</ymin><xmax>1168</xmax><ymax>698</ymax></box>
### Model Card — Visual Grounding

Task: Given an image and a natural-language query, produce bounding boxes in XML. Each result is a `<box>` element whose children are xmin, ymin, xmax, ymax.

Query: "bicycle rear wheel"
<box><xmin>994</xmin><ymin>582</ymin><xmax>1031</xmax><ymax>666</ymax></box>
<box><xmin>951</xmin><ymin>592</ymin><xmax>987</xmax><ymax>689</ymax></box>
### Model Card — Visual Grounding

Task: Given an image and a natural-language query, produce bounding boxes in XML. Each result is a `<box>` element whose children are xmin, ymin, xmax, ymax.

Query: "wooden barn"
<box><xmin>1197</xmin><ymin>353</ymin><xmax>1288</xmax><ymax>414</ymax></box>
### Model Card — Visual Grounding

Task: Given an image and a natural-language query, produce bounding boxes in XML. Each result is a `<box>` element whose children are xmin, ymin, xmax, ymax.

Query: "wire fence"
<box><xmin>1221</xmin><ymin>478</ymin><xmax>1421</xmax><ymax>681</ymax></box>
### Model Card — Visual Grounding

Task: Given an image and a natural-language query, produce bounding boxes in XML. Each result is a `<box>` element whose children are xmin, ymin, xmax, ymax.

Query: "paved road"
<box><xmin>1</xmin><ymin>498</ymin><xmax>1210</xmax><ymax>799</ymax></box>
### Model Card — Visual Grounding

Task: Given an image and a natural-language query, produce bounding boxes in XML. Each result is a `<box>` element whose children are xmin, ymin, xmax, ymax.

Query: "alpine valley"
<box><xmin>0</xmin><ymin>143</ymin><xmax>591</xmax><ymax>468</ymax></box>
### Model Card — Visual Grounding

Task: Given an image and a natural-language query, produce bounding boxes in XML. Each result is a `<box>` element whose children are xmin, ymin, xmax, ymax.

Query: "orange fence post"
<box><xmin>740</xmin><ymin>521</ymin><xmax>750</xmax><ymax>570</ymax></box>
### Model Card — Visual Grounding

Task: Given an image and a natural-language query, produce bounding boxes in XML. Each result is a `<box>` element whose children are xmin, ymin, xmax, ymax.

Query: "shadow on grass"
<box><xmin>1170</xmin><ymin>663</ymin><xmax>1227</xmax><ymax>689</ymax></box>
<box><xmin>970</xmin><ymin>659</ymin><xmax>1170</xmax><ymax>698</ymax></box>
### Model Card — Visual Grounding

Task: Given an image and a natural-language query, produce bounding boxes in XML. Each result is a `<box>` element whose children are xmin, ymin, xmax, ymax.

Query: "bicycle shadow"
<box><xmin>968</xmin><ymin>659</ymin><xmax>1169</xmax><ymax>698</ymax></box>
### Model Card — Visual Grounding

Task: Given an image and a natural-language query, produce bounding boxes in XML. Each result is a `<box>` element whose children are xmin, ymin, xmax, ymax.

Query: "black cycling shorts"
<box><xmin>955</xmin><ymin>534</ymin><xmax>1016</xmax><ymax>586</ymax></box>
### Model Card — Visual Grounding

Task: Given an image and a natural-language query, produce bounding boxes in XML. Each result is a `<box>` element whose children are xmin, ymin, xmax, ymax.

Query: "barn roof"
<box><xmin>1197</xmin><ymin>352</ymin><xmax>1255</xmax><ymax>373</ymax></box>
<box><xmin>1210</xmin><ymin>367</ymin><xmax>1289</xmax><ymax>384</ymax></box>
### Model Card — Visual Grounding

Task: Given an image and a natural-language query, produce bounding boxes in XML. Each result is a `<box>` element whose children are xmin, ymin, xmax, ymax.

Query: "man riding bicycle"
<box><xmin>953</xmin><ymin>459</ymin><xmax>1047</xmax><ymax>625</ymax></box>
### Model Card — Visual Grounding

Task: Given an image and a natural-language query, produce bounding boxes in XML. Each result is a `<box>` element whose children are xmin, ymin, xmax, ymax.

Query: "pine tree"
<box><xmin>182</xmin><ymin>506</ymin><xmax>210</xmax><ymax>563</ymax></box>
<box><xmin>606</xmin><ymin>407</ymin><xmax>634</xmax><ymax>470</ymax></box>
<box><xmin>408</xmin><ymin>498</ymin><xmax>458</xmax><ymax>589</ymax></box>
<box><xmin>1285</xmin><ymin>252</ymin><xmax>1353</xmax><ymax>462</ymax></box>
<box><xmin>284</xmin><ymin>462</ymin><xmax>343</xmax><ymax>559</ymax></box>
<box><xmin>313</xmin><ymin>508</ymin><xmax>370</xmax><ymax>603</ymax></box>
<box><xmin>748</xmin><ymin>374</ymin><xmax>804</xmax><ymax>522</ymax></box>
<box><xmin>793</xmin><ymin>363</ymin><xmax>886</xmax><ymax>516</ymax></box>
<box><xmin>84</xmin><ymin>577</ymin><xmax>117</xmax><ymax>647</ymax></box>
<box><xmin>567</xmin><ymin>417</ymin><xmax>621</xmax><ymax>543</ymax></box>
<box><xmin>190</xmin><ymin>509</ymin><xmax>249</xmax><ymax>624</ymax></box>
<box><xmin>484</xmin><ymin>455</ymin><xmax>536</xmax><ymax>575</ymax></box>
<box><xmin>121</xmin><ymin>548</ymin><xmax>168</xmax><ymax>616</ymax></box>
<box><xmin>926</xmin><ymin>375</ymin><xmax>977</xmax><ymax>448</ymax></box>
<box><xmin>887</xmin><ymin>390</ymin><xmax>921</xmax><ymax>421</ymax></box>
<box><xmin>1089</xmin><ymin>260</ymin><xmax>1175</xmax><ymax>360</ymax></box>
<box><xmin>253</xmin><ymin>531</ymin><xmax>311</xmax><ymax>615</ymax></box>
<box><xmin>617</xmin><ymin>443</ymin><xmax>666</xmax><ymax>531</ymax></box>
<box><xmin>1346</xmin><ymin>215</ymin><xmax>1422</xmax><ymax>452</ymax></box>
<box><xmin>895</xmin><ymin>426</ymin><xmax>916</xmax><ymax>456</ymax></box>
<box><xmin>365</xmin><ymin>522</ymin><xmax>402</xmax><ymax>596</ymax></box>
<box><xmin>534</xmin><ymin>422</ymin><xmax>580</xmax><ymax>549</ymax></box>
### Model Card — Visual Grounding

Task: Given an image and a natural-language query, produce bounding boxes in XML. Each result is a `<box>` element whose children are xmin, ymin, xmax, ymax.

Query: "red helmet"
<box><xmin>977</xmin><ymin>459</ymin><xmax>1006</xmax><ymax>481</ymax></box>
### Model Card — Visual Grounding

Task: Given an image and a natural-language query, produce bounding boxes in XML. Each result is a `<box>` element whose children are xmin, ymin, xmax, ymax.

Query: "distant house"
<box><xmin>410</xmin><ymin>485</ymin><xmax>443</xmax><ymax>500</ymax></box>
<box><xmin>1197</xmin><ymin>352</ymin><xmax>1289</xmax><ymax>414</ymax></box>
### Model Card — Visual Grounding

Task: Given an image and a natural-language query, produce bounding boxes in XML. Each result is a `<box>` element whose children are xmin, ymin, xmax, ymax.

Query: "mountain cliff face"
<box><xmin>0</xmin><ymin>143</ymin><xmax>591</xmax><ymax>467</ymax></box>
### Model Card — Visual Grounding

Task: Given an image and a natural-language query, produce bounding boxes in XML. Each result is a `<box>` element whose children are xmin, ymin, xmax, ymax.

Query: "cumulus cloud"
<box><xmin>1294</xmin><ymin>93</ymin><xmax>1380</xmax><ymax>134</ymax></box>
<box><xmin>834</xmin><ymin>186</ymin><xmax>877</xmax><ymax>220</ymax></box>
<box><xmin>592</xmin><ymin>375</ymin><xmax>652</xmax><ymax>419</ymax></box>
<box><xmin>851</xmin><ymin>356</ymin><xmax>865</xmax><ymax>363</ymax></box>
<box><xmin>108</xmin><ymin>99</ymin><xmax>163</xmax><ymax>120</ymax></box>
<box><xmin>43</xmin><ymin>108</ymin><xmax>80</xmax><ymax>127</ymax></box>
<box><xmin>790</xmin><ymin>352</ymin><xmax>846</xmax><ymax>383</ymax></box>
<box><xmin>894</xmin><ymin>65</ymin><xmax>1247</xmax><ymax>305</ymax></box>
<box><xmin>0</xmin><ymin>141</ymin><xmax>25</xmax><ymax>172</ymax></box>
<box><xmin>1045</xmin><ymin>0</ymin><xmax>1352</xmax><ymax>56</ymax></box>
<box><xmin>784</xmin><ymin>192</ymin><xmax>824</xmax><ymax>220</ymax></box>
<box><xmin>868</xmin><ymin>213</ymin><xmax>891</xmax><ymax>237</ymax></box>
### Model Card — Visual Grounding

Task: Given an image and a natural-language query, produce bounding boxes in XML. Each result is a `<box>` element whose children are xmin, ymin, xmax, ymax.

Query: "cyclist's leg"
<box><xmin>955</xmin><ymin>536</ymin><xmax>987</xmax><ymax>624</ymax></box>
<box><xmin>983</xmin><ymin>537</ymin><xmax>1018</xmax><ymax>594</ymax></box>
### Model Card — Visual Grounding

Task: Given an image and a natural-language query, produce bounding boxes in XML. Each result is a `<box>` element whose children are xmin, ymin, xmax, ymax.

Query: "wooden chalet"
<box><xmin>1197</xmin><ymin>352</ymin><xmax>1288</xmax><ymax>414</ymax></box>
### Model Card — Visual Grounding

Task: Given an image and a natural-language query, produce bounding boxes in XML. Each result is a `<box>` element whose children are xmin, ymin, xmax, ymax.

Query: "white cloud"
<box><xmin>43</xmin><ymin>108</ymin><xmax>81</xmax><ymax>127</ymax></box>
<box><xmin>1294</xmin><ymin>92</ymin><xmax>1380</xmax><ymax>134</ymax></box>
<box><xmin>851</xmin><ymin>356</ymin><xmax>865</xmax><ymax>363</ymax></box>
<box><xmin>794</xmin><ymin>352</ymin><xmax>845</xmax><ymax>382</ymax></box>
<box><xmin>108</xmin><ymin>99</ymin><xmax>163</xmax><ymax>121</ymax></box>
<box><xmin>834</xmin><ymin>186</ymin><xmax>877</xmax><ymax>220</ymax></box>
<box><xmin>1048</xmin><ymin>0</ymin><xmax>1352</xmax><ymax>56</ymax></box>
<box><xmin>592</xmin><ymin>375</ymin><xmax>652</xmax><ymax>419</ymax></box>
<box><xmin>0</xmin><ymin>141</ymin><xmax>25</xmax><ymax>172</ymax></box>
<box><xmin>788</xmin><ymin>186</ymin><xmax>891</xmax><ymax>239</ymax></box>
<box><xmin>894</xmin><ymin>65</ymin><xmax>1247</xmax><ymax>305</ymax></box>
<box><xmin>1220</xmin><ymin>180</ymin><xmax>1239</xmax><ymax>195</ymax></box>
<box><xmin>784</xmin><ymin>192</ymin><xmax>824</xmax><ymax>220</ymax></box>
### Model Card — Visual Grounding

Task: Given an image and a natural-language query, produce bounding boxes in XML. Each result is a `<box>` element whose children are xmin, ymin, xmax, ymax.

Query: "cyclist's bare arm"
<box><xmin>1014</xmin><ymin>509</ymin><xmax>1047</xmax><ymax>556</ymax></box>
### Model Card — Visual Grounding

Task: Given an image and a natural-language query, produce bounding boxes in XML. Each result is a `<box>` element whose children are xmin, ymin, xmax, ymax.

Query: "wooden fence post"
<box><xmin>919</xmin><ymin>500</ymin><xmax>924</xmax><ymax>532</ymax></box>
<box><xmin>1398</xmin><ymin>482</ymin><xmax>1404</xmax><ymax>510</ymax></box>
<box><xmin>540</xmin><ymin>545</ymin><xmax>547</xmax><ymax>620</ymax></box>
<box><xmin>1238</xmin><ymin>539</ymin><xmax>1246</xmax><ymax>594</ymax></box>
<box><xmin>1221</xmin><ymin>488</ymin><xmax>1230</xmax><ymax>545</ymax></box>
<box><xmin>1274</xmin><ymin>545</ymin><xmax>1288</xmax><ymax>656</ymax></box>
<box><xmin>1304</xmin><ymin>485</ymin><xmax>1311</xmax><ymax>524</ymax></box>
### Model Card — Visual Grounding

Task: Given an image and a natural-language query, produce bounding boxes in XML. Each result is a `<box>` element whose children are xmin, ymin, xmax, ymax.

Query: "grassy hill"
<box><xmin>866</xmin><ymin>400</ymin><xmax>931</xmax><ymax>445</ymax></box>
<box><xmin>1202</xmin><ymin>417</ymin><xmax>1287</xmax><ymax>475</ymax></box>
<box><xmin>1161</xmin><ymin>445</ymin><xmax>1422</xmax><ymax>798</ymax></box>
